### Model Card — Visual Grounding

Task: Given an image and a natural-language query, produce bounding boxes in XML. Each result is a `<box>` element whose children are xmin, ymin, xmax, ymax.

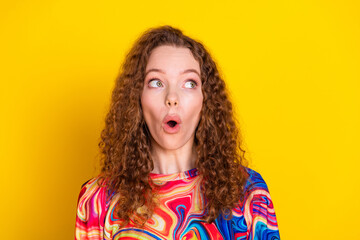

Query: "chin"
<box><xmin>159</xmin><ymin>142</ymin><xmax>185</xmax><ymax>151</ymax></box>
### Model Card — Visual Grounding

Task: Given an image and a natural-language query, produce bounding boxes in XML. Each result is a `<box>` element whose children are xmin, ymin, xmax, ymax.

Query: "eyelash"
<box><xmin>148</xmin><ymin>79</ymin><xmax>198</xmax><ymax>88</ymax></box>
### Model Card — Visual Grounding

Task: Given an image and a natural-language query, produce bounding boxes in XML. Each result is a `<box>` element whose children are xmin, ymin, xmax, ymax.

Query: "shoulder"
<box><xmin>242</xmin><ymin>167</ymin><xmax>280</xmax><ymax>239</ymax></box>
<box><xmin>234</xmin><ymin>167</ymin><xmax>274</xmax><ymax>215</ymax></box>
<box><xmin>76</xmin><ymin>176</ymin><xmax>107</xmax><ymax>209</ymax></box>
<box><xmin>75</xmin><ymin>176</ymin><xmax>110</xmax><ymax>239</ymax></box>
<box><xmin>243</xmin><ymin>167</ymin><xmax>270</xmax><ymax>194</ymax></box>
<box><xmin>242</xmin><ymin>167</ymin><xmax>274</xmax><ymax>212</ymax></box>
<box><xmin>218</xmin><ymin>167</ymin><xmax>280</xmax><ymax>239</ymax></box>
<box><xmin>77</xmin><ymin>176</ymin><xmax>106</xmax><ymax>222</ymax></box>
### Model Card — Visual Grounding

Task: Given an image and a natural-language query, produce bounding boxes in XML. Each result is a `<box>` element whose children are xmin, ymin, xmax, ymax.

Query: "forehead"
<box><xmin>146</xmin><ymin>45</ymin><xmax>200</xmax><ymax>72</ymax></box>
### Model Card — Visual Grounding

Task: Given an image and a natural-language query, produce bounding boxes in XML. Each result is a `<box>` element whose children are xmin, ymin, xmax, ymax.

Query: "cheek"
<box><xmin>141</xmin><ymin>93</ymin><xmax>160</xmax><ymax>123</ymax></box>
<box><xmin>183</xmin><ymin>94</ymin><xmax>203</xmax><ymax>121</ymax></box>
<box><xmin>193</xmin><ymin>92</ymin><xmax>203</xmax><ymax>110</ymax></box>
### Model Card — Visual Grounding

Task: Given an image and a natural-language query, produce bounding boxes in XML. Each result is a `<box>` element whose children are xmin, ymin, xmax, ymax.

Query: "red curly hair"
<box><xmin>98</xmin><ymin>25</ymin><xmax>249</xmax><ymax>227</ymax></box>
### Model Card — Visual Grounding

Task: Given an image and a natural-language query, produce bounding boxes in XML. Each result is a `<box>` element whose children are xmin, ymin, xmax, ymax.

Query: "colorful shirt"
<box><xmin>75</xmin><ymin>167</ymin><xmax>280</xmax><ymax>239</ymax></box>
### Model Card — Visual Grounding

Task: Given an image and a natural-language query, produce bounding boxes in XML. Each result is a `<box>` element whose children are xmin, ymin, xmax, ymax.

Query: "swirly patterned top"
<box><xmin>75</xmin><ymin>167</ymin><xmax>280</xmax><ymax>239</ymax></box>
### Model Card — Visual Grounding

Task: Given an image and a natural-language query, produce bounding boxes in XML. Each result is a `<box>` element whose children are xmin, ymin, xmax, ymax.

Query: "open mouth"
<box><xmin>167</xmin><ymin>120</ymin><xmax>177</xmax><ymax>128</ymax></box>
<box><xmin>163</xmin><ymin>114</ymin><xmax>181</xmax><ymax>133</ymax></box>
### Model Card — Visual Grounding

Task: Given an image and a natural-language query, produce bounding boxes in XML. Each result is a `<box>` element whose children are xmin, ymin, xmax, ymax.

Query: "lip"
<box><xmin>162</xmin><ymin>114</ymin><xmax>182</xmax><ymax>134</ymax></box>
<box><xmin>163</xmin><ymin>114</ymin><xmax>182</xmax><ymax>125</ymax></box>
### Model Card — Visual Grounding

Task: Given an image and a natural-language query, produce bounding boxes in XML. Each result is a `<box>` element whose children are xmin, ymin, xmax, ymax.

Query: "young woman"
<box><xmin>75</xmin><ymin>25</ymin><xmax>280</xmax><ymax>240</ymax></box>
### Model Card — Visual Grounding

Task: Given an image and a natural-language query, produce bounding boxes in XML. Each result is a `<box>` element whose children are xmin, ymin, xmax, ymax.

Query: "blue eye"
<box><xmin>184</xmin><ymin>80</ymin><xmax>197</xmax><ymax>89</ymax></box>
<box><xmin>149</xmin><ymin>79</ymin><xmax>163</xmax><ymax>88</ymax></box>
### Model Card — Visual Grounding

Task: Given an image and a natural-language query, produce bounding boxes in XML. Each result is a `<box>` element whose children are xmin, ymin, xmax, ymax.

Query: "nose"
<box><xmin>165</xmin><ymin>91</ymin><xmax>179</xmax><ymax>107</ymax></box>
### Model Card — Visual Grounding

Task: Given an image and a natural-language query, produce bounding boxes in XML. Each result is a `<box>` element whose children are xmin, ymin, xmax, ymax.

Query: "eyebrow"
<box><xmin>145</xmin><ymin>68</ymin><xmax>201</xmax><ymax>78</ymax></box>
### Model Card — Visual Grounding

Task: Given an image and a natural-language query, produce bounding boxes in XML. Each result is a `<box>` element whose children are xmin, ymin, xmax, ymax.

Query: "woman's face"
<box><xmin>141</xmin><ymin>45</ymin><xmax>203</xmax><ymax>151</ymax></box>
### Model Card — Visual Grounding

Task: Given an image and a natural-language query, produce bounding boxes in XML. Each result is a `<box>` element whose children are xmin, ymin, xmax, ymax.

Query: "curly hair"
<box><xmin>98</xmin><ymin>25</ymin><xmax>249</xmax><ymax>228</ymax></box>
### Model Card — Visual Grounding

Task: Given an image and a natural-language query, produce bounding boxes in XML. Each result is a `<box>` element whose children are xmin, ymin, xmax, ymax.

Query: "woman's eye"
<box><xmin>184</xmin><ymin>80</ymin><xmax>197</xmax><ymax>89</ymax></box>
<box><xmin>149</xmin><ymin>79</ymin><xmax>163</xmax><ymax>88</ymax></box>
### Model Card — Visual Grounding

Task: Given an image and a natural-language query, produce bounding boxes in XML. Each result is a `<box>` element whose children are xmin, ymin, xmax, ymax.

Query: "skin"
<box><xmin>141</xmin><ymin>45</ymin><xmax>203</xmax><ymax>174</ymax></box>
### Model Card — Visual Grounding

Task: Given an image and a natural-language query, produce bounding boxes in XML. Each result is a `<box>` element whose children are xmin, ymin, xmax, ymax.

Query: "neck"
<box><xmin>150</xmin><ymin>137</ymin><xmax>197</xmax><ymax>174</ymax></box>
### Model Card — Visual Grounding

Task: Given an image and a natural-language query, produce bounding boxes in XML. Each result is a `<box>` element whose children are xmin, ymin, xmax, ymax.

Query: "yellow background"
<box><xmin>1</xmin><ymin>0</ymin><xmax>359</xmax><ymax>239</ymax></box>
